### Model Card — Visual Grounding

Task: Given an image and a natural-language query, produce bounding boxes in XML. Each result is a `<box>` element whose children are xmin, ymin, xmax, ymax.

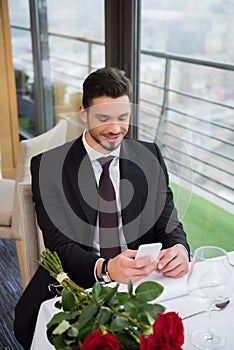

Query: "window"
<box><xmin>138</xmin><ymin>0</ymin><xmax>234</xmax><ymax>251</ymax></box>
<box><xmin>47</xmin><ymin>0</ymin><xmax>105</xmax><ymax>134</ymax></box>
<box><xmin>9</xmin><ymin>0</ymin><xmax>105</xmax><ymax>137</ymax></box>
<box><xmin>9</xmin><ymin>0</ymin><xmax>36</xmax><ymax>136</ymax></box>
<box><xmin>8</xmin><ymin>0</ymin><xmax>233</xmax><ymax>251</ymax></box>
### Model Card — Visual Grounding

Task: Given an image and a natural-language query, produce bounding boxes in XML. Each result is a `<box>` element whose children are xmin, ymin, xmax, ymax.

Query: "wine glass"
<box><xmin>187</xmin><ymin>246</ymin><xmax>233</xmax><ymax>349</ymax></box>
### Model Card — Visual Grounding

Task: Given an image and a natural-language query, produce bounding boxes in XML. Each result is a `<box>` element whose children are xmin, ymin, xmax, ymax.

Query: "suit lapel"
<box><xmin>120</xmin><ymin>139</ymin><xmax>147</xmax><ymax>246</ymax></box>
<box><xmin>63</xmin><ymin>137</ymin><xmax>148</xmax><ymax>248</ymax></box>
<box><xmin>63</xmin><ymin>137</ymin><xmax>98</xmax><ymax>231</ymax></box>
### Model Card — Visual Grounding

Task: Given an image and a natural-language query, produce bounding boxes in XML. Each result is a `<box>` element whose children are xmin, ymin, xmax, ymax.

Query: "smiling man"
<box><xmin>14</xmin><ymin>67</ymin><xmax>190</xmax><ymax>349</ymax></box>
<box><xmin>80</xmin><ymin>95</ymin><xmax>131</xmax><ymax>153</ymax></box>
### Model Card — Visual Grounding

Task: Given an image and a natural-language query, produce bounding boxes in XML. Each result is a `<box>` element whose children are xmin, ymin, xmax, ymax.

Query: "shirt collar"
<box><xmin>82</xmin><ymin>130</ymin><xmax>120</xmax><ymax>162</ymax></box>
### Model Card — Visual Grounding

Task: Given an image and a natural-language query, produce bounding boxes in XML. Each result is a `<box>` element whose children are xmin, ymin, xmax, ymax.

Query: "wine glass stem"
<box><xmin>204</xmin><ymin>301</ymin><xmax>213</xmax><ymax>340</ymax></box>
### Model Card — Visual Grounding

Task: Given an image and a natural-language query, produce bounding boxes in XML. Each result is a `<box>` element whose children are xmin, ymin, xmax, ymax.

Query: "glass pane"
<box><xmin>141</xmin><ymin>0</ymin><xmax>234</xmax><ymax>62</ymax></box>
<box><xmin>138</xmin><ymin>0</ymin><xmax>234</xmax><ymax>252</ymax></box>
<box><xmin>47</xmin><ymin>0</ymin><xmax>104</xmax><ymax>42</ymax></box>
<box><xmin>9</xmin><ymin>0</ymin><xmax>36</xmax><ymax>137</ymax></box>
<box><xmin>8</xmin><ymin>0</ymin><xmax>30</xmax><ymax>28</ymax></box>
<box><xmin>9</xmin><ymin>0</ymin><xmax>105</xmax><ymax>137</ymax></box>
<box><xmin>47</xmin><ymin>0</ymin><xmax>105</xmax><ymax>138</ymax></box>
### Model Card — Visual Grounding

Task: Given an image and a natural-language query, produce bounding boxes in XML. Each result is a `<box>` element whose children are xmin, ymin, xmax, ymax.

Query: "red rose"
<box><xmin>81</xmin><ymin>330</ymin><xmax>120</xmax><ymax>350</ymax></box>
<box><xmin>140</xmin><ymin>334</ymin><xmax>173</xmax><ymax>350</ymax></box>
<box><xmin>153</xmin><ymin>311</ymin><xmax>184</xmax><ymax>348</ymax></box>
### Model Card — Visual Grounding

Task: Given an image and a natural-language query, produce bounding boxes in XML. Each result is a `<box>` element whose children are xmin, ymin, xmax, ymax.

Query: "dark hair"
<box><xmin>82</xmin><ymin>67</ymin><xmax>132</xmax><ymax>108</ymax></box>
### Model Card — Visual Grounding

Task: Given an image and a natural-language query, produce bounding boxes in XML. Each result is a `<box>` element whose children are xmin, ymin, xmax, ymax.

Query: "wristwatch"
<box><xmin>100</xmin><ymin>258</ymin><xmax>112</xmax><ymax>283</ymax></box>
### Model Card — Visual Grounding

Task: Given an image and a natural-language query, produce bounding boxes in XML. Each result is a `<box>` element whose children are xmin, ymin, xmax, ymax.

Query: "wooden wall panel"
<box><xmin>0</xmin><ymin>0</ymin><xmax>19</xmax><ymax>179</ymax></box>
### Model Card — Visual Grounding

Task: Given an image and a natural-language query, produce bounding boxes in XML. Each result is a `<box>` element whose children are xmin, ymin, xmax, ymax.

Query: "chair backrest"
<box><xmin>16</xmin><ymin>119</ymin><xmax>68</xmax><ymax>183</ymax></box>
<box><xmin>11</xmin><ymin>119</ymin><xmax>68</xmax><ymax>238</ymax></box>
<box><xmin>17</xmin><ymin>181</ymin><xmax>45</xmax><ymax>286</ymax></box>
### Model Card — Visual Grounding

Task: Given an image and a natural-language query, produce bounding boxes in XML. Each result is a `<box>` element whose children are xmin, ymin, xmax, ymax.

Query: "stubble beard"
<box><xmin>88</xmin><ymin>127</ymin><xmax>124</xmax><ymax>152</ymax></box>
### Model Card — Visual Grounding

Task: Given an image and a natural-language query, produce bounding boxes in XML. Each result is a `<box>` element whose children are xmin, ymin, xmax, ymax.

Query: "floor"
<box><xmin>0</xmin><ymin>239</ymin><xmax>24</xmax><ymax>350</ymax></box>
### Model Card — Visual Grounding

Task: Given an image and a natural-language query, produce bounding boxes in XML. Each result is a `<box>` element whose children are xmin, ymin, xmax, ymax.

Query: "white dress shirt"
<box><xmin>82</xmin><ymin>132</ymin><xmax>187</xmax><ymax>281</ymax></box>
<box><xmin>82</xmin><ymin>131</ymin><xmax>128</xmax><ymax>256</ymax></box>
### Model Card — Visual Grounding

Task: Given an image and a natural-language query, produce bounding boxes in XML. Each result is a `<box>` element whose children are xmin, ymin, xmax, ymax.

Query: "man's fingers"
<box><xmin>122</xmin><ymin>249</ymin><xmax>137</xmax><ymax>259</ymax></box>
<box><xmin>156</xmin><ymin>246</ymin><xmax>189</xmax><ymax>277</ymax></box>
<box><xmin>163</xmin><ymin>266</ymin><xmax>186</xmax><ymax>278</ymax></box>
<box><xmin>157</xmin><ymin>249</ymin><xmax>177</xmax><ymax>270</ymax></box>
<box><xmin>108</xmin><ymin>252</ymin><xmax>156</xmax><ymax>284</ymax></box>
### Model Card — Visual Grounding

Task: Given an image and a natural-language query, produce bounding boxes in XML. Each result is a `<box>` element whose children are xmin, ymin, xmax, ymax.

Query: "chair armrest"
<box><xmin>0</xmin><ymin>178</ymin><xmax>15</xmax><ymax>227</ymax></box>
<box><xmin>18</xmin><ymin>181</ymin><xmax>45</xmax><ymax>287</ymax></box>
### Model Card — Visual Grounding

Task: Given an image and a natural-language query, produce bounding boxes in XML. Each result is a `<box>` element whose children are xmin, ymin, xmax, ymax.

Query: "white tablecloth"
<box><xmin>31</xmin><ymin>252</ymin><xmax>234</xmax><ymax>350</ymax></box>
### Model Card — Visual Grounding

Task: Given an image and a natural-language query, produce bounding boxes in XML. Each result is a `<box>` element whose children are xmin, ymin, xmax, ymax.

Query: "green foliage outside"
<box><xmin>170</xmin><ymin>183</ymin><xmax>234</xmax><ymax>253</ymax></box>
<box><xmin>18</xmin><ymin>116</ymin><xmax>36</xmax><ymax>136</ymax></box>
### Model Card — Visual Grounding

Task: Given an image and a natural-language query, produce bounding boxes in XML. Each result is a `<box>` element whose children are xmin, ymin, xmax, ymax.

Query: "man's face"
<box><xmin>80</xmin><ymin>95</ymin><xmax>131</xmax><ymax>153</ymax></box>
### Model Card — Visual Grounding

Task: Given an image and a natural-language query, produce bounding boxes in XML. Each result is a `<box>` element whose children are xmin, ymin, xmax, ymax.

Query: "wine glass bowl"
<box><xmin>187</xmin><ymin>246</ymin><xmax>233</xmax><ymax>349</ymax></box>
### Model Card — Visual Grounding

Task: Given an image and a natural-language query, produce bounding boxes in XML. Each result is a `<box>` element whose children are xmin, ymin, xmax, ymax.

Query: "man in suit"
<box><xmin>14</xmin><ymin>67</ymin><xmax>190</xmax><ymax>349</ymax></box>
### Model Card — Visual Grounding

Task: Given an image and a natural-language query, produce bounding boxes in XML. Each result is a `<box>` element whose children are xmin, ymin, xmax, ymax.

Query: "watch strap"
<box><xmin>101</xmin><ymin>258</ymin><xmax>112</xmax><ymax>283</ymax></box>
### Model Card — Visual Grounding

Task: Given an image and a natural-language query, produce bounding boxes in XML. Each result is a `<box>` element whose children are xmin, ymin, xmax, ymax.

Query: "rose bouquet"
<box><xmin>38</xmin><ymin>249</ymin><xmax>184</xmax><ymax>350</ymax></box>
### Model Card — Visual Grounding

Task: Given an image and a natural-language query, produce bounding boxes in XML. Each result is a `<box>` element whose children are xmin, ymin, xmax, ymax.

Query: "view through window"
<box><xmin>8</xmin><ymin>0</ymin><xmax>233</xmax><ymax>251</ymax></box>
<box><xmin>139</xmin><ymin>0</ymin><xmax>234</xmax><ymax>252</ymax></box>
<box><xmin>9</xmin><ymin>0</ymin><xmax>105</xmax><ymax>137</ymax></box>
<box><xmin>8</xmin><ymin>0</ymin><xmax>35</xmax><ymax>136</ymax></box>
<box><xmin>47</xmin><ymin>0</ymin><xmax>105</xmax><ymax>137</ymax></box>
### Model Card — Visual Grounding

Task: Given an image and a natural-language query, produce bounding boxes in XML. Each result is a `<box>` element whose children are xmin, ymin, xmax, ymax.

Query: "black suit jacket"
<box><xmin>14</xmin><ymin>136</ymin><xmax>189</xmax><ymax>349</ymax></box>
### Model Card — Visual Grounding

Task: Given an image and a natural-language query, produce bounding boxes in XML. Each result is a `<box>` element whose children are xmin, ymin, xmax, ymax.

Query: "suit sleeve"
<box><xmin>155</xmin><ymin>143</ymin><xmax>190</xmax><ymax>254</ymax></box>
<box><xmin>31</xmin><ymin>154</ymin><xmax>98</xmax><ymax>288</ymax></box>
<box><xmin>140</xmin><ymin>143</ymin><xmax>190</xmax><ymax>256</ymax></box>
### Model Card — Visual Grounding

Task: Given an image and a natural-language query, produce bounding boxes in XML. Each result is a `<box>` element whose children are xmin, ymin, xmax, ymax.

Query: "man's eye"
<box><xmin>119</xmin><ymin>116</ymin><xmax>129</xmax><ymax>121</ymax></box>
<box><xmin>98</xmin><ymin>117</ymin><xmax>109</xmax><ymax>122</ymax></box>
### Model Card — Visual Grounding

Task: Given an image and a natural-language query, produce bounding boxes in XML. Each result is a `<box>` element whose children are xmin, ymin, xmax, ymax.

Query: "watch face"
<box><xmin>102</xmin><ymin>274</ymin><xmax>110</xmax><ymax>283</ymax></box>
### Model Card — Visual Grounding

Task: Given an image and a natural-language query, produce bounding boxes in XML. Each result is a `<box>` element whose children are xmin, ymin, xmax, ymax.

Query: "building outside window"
<box><xmin>9</xmin><ymin>0</ymin><xmax>105</xmax><ymax>137</ymax></box>
<box><xmin>139</xmin><ymin>0</ymin><xmax>234</xmax><ymax>251</ymax></box>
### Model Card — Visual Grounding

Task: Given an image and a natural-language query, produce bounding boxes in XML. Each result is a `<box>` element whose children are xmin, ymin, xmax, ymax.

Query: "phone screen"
<box><xmin>135</xmin><ymin>243</ymin><xmax>162</xmax><ymax>260</ymax></box>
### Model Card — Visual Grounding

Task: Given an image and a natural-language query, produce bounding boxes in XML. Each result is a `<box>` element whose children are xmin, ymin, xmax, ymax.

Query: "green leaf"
<box><xmin>51</xmin><ymin>334</ymin><xmax>67</xmax><ymax>349</ymax></box>
<box><xmin>67</xmin><ymin>326</ymin><xmax>79</xmax><ymax>338</ymax></box>
<box><xmin>64</xmin><ymin>336</ymin><xmax>77</xmax><ymax>346</ymax></box>
<box><xmin>115</xmin><ymin>292</ymin><xmax>129</xmax><ymax>304</ymax></box>
<box><xmin>116</xmin><ymin>332</ymin><xmax>139</xmax><ymax>350</ymax></box>
<box><xmin>99</xmin><ymin>283</ymin><xmax>120</xmax><ymax>303</ymax></box>
<box><xmin>107</xmin><ymin>291</ymin><xmax>129</xmax><ymax>307</ymax></box>
<box><xmin>61</xmin><ymin>290</ymin><xmax>76</xmax><ymax>311</ymax></box>
<box><xmin>47</xmin><ymin>312</ymin><xmax>69</xmax><ymax>330</ymax></box>
<box><xmin>47</xmin><ymin>310</ymin><xmax>80</xmax><ymax>331</ymax></box>
<box><xmin>140</xmin><ymin>303</ymin><xmax>165</xmax><ymax>319</ymax></box>
<box><xmin>96</xmin><ymin>306</ymin><xmax>111</xmax><ymax>324</ymax></box>
<box><xmin>137</xmin><ymin>312</ymin><xmax>149</xmax><ymax>326</ymax></box>
<box><xmin>110</xmin><ymin>316</ymin><xmax>129</xmax><ymax>332</ymax></box>
<box><xmin>128</xmin><ymin>279</ymin><xmax>133</xmax><ymax>295</ymax></box>
<box><xmin>77</xmin><ymin>303</ymin><xmax>99</xmax><ymax>329</ymax></box>
<box><xmin>124</xmin><ymin>300</ymin><xmax>139</xmax><ymax>318</ymax></box>
<box><xmin>77</xmin><ymin>325</ymin><xmax>94</xmax><ymax>342</ymax></box>
<box><xmin>92</xmin><ymin>282</ymin><xmax>101</xmax><ymax>301</ymax></box>
<box><xmin>52</xmin><ymin>320</ymin><xmax>70</xmax><ymax>335</ymax></box>
<box><xmin>135</xmin><ymin>281</ymin><xmax>164</xmax><ymax>302</ymax></box>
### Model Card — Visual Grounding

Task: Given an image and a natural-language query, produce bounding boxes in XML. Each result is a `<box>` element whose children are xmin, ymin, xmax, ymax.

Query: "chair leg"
<box><xmin>15</xmin><ymin>240</ymin><xmax>26</xmax><ymax>290</ymax></box>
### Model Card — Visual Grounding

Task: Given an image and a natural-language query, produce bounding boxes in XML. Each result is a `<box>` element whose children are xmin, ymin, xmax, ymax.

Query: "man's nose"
<box><xmin>107</xmin><ymin>123</ymin><xmax>121</xmax><ymax>134</ymax></box>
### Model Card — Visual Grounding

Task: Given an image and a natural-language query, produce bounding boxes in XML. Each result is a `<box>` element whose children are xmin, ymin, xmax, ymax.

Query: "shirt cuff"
<box><xmin>94</xmin><ymin>258</ymin><xmax>103</xmax><ymax>282</ymax></box>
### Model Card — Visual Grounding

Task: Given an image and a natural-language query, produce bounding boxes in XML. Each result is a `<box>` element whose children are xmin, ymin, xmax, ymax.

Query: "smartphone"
<box><xmin>135</xmin><ymin>243</ymin><xmax>162</xmax><ymax>260</ymax></box>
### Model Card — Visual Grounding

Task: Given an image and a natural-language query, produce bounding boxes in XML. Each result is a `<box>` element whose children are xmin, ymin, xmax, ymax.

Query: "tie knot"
<box><xmin>98</xmin><ymin>156</ymin><xmax>114</xmax><ymax>172</ymax></box>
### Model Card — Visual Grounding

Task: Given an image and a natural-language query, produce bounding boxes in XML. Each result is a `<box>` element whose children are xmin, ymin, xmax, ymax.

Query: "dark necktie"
<box><xmin>98</xmin><ymin>156</ymin><xmax>121</xmax><ymax>258</ymax></box>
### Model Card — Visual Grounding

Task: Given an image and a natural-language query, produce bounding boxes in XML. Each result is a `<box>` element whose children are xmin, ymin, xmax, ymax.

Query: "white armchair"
<box><xmin>17</xmin><ymin>182</ymin><xmax>45</xmax><ymax>286</ymax></box>
<box><xmin>0</xmin><ymin>119</ymin><xmax>68</xmax><ymax>288</ymax></box>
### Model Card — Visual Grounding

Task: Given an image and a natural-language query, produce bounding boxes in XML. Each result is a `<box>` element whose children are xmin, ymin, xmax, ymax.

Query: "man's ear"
<box><xmin>79</xmin><ymin>105</ymin><xmax>87</xmax><ymax>124</ymax></box>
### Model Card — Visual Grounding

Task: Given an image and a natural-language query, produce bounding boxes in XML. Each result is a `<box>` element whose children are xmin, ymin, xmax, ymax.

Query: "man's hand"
<box><xmin>156</xmin><ymin>245</ymin><xmax>189</xmax><ymax>278</ymax></box>
<box><xmin>107</xmin><ymin>250</ymin><xmax>157</xmax><ymax>284</ymax></box>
